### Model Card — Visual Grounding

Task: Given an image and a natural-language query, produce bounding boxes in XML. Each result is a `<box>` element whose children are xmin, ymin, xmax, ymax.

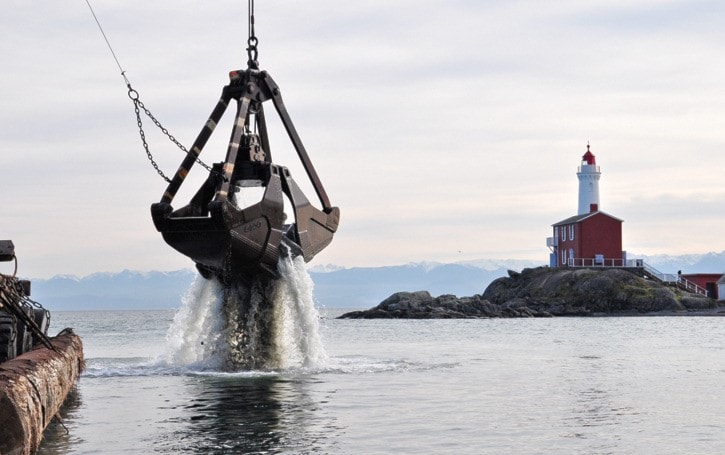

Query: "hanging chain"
<box><xmin>86</xmin><ymin>0</ymin><xmax>221</xmax><ymax>182</ymax></box>
<box><xmin>246</xmin><ymin>0</ymin><xmax>259</xmax><ymax>68</ymax></box>
<box><xmin>86</xmin><ymin>0</ymin><xmax>240</xmax><ymax>183</ymax></box>
<box><xmin>127</xmin><ymin>87</ymin><xmax>218</xmax><ymax>182</ymax></box>
<box><xmin>128</xmin><ymin>89</ymin><xmax>169</xmax><ymax>182</ymax></box>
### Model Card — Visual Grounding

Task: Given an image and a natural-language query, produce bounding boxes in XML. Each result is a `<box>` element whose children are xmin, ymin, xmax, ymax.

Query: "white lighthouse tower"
<box><xmin>577</xmin><ymin>144</ymin><xmax>601</xmax><ymax>214</ymax></box>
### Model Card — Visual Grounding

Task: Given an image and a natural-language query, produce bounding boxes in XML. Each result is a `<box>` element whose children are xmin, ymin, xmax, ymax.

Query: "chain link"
<box><xmin>87</xmin><ymin>0</ymin><xmax>223</xmax><ymax>184</ymax></box>
<box><xmin>132</xmin><ymin>98</ymin><xmax>170</xmax><ymax>182</ymax></box>
<box><xmin>246</xmin><ymin>0</ymin><xmax>259</xmax><ymax>68</ymax></box>
<box><xmin>128</xmin><ymin>88</ymin><xmax>218</xmax><ymax>182</ymax></box>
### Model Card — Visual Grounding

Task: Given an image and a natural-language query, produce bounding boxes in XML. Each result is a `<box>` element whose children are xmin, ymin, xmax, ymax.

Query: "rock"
<box><xmin>337</xmin><ymin>266</ymin><xmax>722</xmax><ymax>319</ymax></box>
<box><xmin>480</xmin><ymin>266</ymin><xmax>698</xmax><ymax>315</ymax></box>
<box><xmin>680</xmin><ymin>295</ymin><xmax>716</xmax><ymax>310</ymax></box>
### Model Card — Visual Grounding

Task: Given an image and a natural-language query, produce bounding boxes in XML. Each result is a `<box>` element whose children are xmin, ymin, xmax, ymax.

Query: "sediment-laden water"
<box><xmin>161</xmin><ymin>252</ymin><xmax>326</xmax><ymax>371</ymax></box>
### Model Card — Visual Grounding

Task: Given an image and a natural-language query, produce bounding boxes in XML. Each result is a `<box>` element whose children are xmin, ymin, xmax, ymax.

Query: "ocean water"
<box><xmin>36</xmin><ymin>299</ymin><xmax>724</xmax><ymax>453</ymax></box>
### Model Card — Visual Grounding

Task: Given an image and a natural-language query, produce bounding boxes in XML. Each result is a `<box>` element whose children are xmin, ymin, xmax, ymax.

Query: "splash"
<box><xmin>161</xmin><ymin>276</ymin><xmax>227</xmax><ymax>370</ymax></box>
<box><xmin>268</xmin><ymin>251</ymin><xmax>328</xmax><ymax>369</ymax></box>
<box><xmin>160</xmin><ymin>250</ymin><xmax>327</xmax><ymax>372</ymax></box>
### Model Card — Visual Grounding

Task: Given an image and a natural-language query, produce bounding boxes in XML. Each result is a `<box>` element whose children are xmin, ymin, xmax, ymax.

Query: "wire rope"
<box><xmin>82</xmin><ymin>0</ymin><xmax>218</xmax><ymax>181</ymax></box>
<box><xmin>84</xmin><ymin>0</ymin><xmax>129</xmax><ymax>86</ymax></box>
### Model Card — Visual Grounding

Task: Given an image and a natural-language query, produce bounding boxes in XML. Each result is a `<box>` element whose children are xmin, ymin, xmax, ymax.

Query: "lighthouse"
<box><xmin>547</xmin><ymin>144</ymin><xmax>624</xmax><ymax>268</ymax></box>
<box><xmin>577</xmin><ymin>144</ymin><xmax>601</xmax><ymax>214</ymax></box>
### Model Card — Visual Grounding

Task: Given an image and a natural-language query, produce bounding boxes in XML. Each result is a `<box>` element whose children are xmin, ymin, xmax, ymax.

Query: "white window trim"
<box><xmin>569</xmin><ymin>225</ymin><xmax>574</xmax><ymax>241</ymax></box>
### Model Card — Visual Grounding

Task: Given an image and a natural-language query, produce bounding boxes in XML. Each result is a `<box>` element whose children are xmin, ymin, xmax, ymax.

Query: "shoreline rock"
<box><xmin>338</xmin><ymin>267</ymin><xmax>724</xmax><ymax>319</ymax></box>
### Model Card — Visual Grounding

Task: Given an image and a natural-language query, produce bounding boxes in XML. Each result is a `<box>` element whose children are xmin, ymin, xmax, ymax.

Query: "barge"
<box><xmin>0</xmin><ymin>240</ymin><xmax>84</xmax><ymax>455</ymax></box>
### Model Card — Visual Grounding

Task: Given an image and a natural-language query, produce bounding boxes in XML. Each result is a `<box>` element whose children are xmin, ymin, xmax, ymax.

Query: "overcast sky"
<box><xmin>1</xmin><ymin>1</ymin><xmax>724</xmax><ymax>278</ymax></box>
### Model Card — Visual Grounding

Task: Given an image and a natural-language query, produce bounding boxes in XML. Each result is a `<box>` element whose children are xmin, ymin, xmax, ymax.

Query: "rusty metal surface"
<box><xmin>0</xmin><ymin>331</ymin><xmax>84</xmax><ymax>455</ymax></box>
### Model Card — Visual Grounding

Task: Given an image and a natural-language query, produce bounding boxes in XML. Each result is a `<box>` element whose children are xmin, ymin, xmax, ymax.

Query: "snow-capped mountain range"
<box><xmin>27</xmin><ymin>251</ymin><xmax>725</xmax><ymax>310</ymax></box>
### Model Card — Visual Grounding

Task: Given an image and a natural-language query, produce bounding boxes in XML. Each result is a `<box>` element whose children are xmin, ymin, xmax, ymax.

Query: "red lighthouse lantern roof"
<box><xmin>582</xmin><ymin>144</ymin><xmax>596</xmax><ymax>165</ymax></box>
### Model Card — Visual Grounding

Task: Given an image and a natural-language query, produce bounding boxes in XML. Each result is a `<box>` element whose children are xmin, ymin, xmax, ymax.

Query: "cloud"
<box><xmin>1</xmin><ymin>1</ymin><xmax>724</xmax><ymax>278</ymax></box>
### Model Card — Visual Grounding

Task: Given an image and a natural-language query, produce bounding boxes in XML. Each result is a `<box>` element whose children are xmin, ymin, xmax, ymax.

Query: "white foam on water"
<box><xmin>320</xmin><ymin>356</ymin><xmax>459</xmax><ymax>375</ymax></box>
<box><xmin>267</xmin><ymin>252</ymin><xmax>329</xmax><ymax>370</ymax></box>
<box><xmin>155</xmin><ymin>251</ymin><xmax>328</xmax><ymax>372</ymax></box>
<box><xmin>157</xmin><ymin>275</ymin><xmax>227</xmax><ymax>370</ymax></box>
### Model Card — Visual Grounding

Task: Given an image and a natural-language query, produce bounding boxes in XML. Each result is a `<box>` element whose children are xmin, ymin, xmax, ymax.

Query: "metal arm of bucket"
<box><xmin>213</xmin><ymin>96</ymin><xmax>252</xmax><ymax>204</ymax></box>
<box><xmin>151</xmin><ymin>67</ymin><xmax>339</xmax><ymax>281</ymax></box>
<box><xmin>158</xmin><ymin>69</ymin><xmax>333</xmax><ymax>213</ymax></box>
<box><xmin>160</xmin><ymin>92</ymin><xmax>233</xmax><ymax>205</ymax></box>
<box><xmin>259</xmin><ymin>71</ymin><xmax>334</xmax><ymax>212</ymax></box>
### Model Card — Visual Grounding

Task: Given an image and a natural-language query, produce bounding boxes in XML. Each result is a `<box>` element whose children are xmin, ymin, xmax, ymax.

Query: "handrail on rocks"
<box><xmin>567</xmin><ymin>258</ymin><xmax>708</xmax><ymax>296</ymax></box>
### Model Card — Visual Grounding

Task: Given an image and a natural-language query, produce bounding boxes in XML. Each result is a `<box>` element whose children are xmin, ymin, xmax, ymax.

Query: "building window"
<box><xmin>562</xmin><ymin>249</ymin><xmax>567</xmax><ymax>265</ymax></box>
<box><xmin>569</xmin><ymin>248</ymin><xmax>574</xmax><ymax>265</ymax></box>
<box><xmin>569</xmin><ymin>225</ymin><xmax>574</xmax><ymax>241</ymax></box>
<box><xmin>554</xmin><ymin>226</ymin><xmax>558</xmax><ymax>242</ymax></box>
<box><xmin>561</xmin><ymin>226</ymin><xmax>566</xmax><ymax>241</ymax></box>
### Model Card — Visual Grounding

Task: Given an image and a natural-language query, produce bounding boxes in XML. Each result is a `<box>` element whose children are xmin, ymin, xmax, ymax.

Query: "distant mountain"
<box><xmin>635</xmin><ymin>251</ymin><xmax>725</xmax><ymax>274</ymax></box>
<box><xmin>309</xmin><ymin>259</ymin><xmax>542</xmax><ymax>308</ymax></box>
<box><xmin>30</xmin><ymin>269</ymin><xmax>197</xmax><ymax>311</ymax></box>
<box><xmin>26</xmin><ymin>252</ymin><xmax>725</xmax><ymax>311</ymax></box>
<box><xmin>28</xmin><ymin>260</ymin><xmax>542</xmax><ymax>311</ymax></box>
<box><xmin>311</xmin><ymin>252</ymin><xmax>725</xmax><ymax>308</ymax></box>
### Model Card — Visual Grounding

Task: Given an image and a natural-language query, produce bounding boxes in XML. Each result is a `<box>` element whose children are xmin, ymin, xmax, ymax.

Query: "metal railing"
<box><xmin>641</xmin><ymin>262</ymin><xmax>678</xmax><ymax>283</ymax></box>
<box><xmin>676</xmin><ymin>277</ymin><xmax>708</xmax><ymax>296</ymax></box>
<box><xmin>641</xmin><ymin>262</ymin><xmax>707</xmax><ymax>295</ymax></box>
<box><xmin>567</xmin><ymin>257</ymin><xmax>626</xmax><ymax>267</ymax></box>
<box><xmin>566</xmin><ymin>257</ymin><xmax>708</xmax><ymax>296</ymax></box>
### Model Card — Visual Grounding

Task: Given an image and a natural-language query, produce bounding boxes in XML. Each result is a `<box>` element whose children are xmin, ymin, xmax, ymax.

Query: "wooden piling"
<box><xmin>0</xmin><ymin>330</ymin><xmax>84</xmax><ymax>455</ymax></box>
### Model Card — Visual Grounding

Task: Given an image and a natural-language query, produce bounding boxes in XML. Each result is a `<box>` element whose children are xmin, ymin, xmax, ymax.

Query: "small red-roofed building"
<box><xmin>680</xmin><ymin>273</ymin><xmax>723</xmax><ymax>299</ymax></box>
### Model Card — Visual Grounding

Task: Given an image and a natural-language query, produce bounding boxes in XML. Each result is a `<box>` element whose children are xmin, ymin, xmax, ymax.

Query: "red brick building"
<box><xmin>551</xmin><ymin>210</ymin><xmax>624</xmax><ymax>267</ymax></box>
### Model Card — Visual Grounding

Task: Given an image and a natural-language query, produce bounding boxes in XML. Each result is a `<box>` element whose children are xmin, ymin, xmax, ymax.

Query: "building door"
<box><xmin>706</xmin><ymin>282</ymin><xmax>716</xmax><ymax>299</ymax></box>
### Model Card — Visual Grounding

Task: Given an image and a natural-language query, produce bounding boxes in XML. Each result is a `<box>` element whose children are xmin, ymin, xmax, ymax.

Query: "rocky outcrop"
<box><xmin>338</xmin><ymin>290</ymin><xmax>549</xmax><ymax>319</ymax></box>
<box><xmin>339</xmin><ymin>267</ymin><xmax>721</xmax><ymax>319</ymax></box>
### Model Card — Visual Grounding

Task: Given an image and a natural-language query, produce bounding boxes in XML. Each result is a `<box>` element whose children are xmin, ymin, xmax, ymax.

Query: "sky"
<box><xmin>1</xmin><ymin>1</ymin><xmax>724</xmax><ymax>278</ymax></box>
